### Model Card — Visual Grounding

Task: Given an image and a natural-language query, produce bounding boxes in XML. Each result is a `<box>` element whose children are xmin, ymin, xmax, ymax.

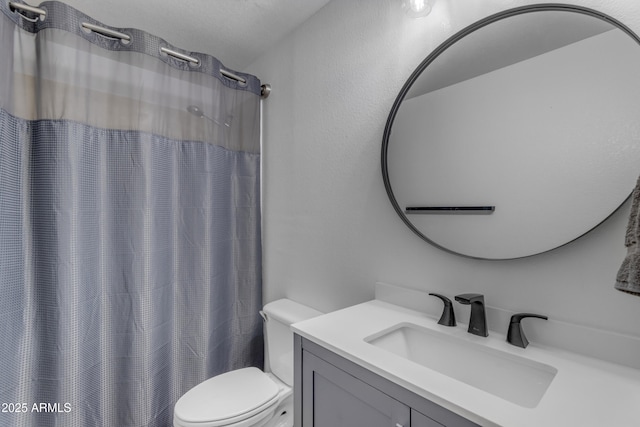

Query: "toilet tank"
<box><xmin>262</xmin><ymin>299</ymin><xmax>322</xmax><ymax>386</ymax></box>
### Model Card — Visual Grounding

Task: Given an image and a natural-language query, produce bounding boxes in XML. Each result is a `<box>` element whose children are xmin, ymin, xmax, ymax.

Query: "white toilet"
<box><xmin>173</xmin><ymin>299</ymin><xmax>322</xmax><ymax>427</ymax></box>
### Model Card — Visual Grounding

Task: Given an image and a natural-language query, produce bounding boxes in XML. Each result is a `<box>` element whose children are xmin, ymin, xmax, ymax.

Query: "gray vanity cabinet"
<box><xmin>294</xmin><ymin>335</ymin><xmax>479</xmax><ymax>427</ymax></box>
<box><xmin>302</xmin><ymin>350</ymin><xmax>410</xmax><ymax>427</ymax></box>
<box><xmin>411</xmin><ymin>410</ymin><xmax>445</xmax><ymax>427</ymax></box>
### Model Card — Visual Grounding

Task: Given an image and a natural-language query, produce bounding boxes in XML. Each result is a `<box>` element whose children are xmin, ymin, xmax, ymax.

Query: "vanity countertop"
<box><xmin>291</xmin><ymin>299</ymin><xmax>640</xmax><ymax>427</ymax></box>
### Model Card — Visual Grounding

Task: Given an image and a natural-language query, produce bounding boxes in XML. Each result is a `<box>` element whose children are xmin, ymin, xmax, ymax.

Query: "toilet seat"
<box><xmin>174</xmin><ymin>367</ymin><xmax>280</xmax><ymax>427</ymax></box>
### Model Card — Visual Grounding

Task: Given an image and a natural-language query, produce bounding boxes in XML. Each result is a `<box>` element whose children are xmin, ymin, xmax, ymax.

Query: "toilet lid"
<box><xmin>174</xmin><ymin>367</ymin><xmax>279</xmax><ymax>424</ymax></box>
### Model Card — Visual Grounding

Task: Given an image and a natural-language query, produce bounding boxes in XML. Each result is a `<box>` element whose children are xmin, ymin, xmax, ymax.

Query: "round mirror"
<box><xmin>382</xmin><ymin>4</ymin><xmax>640</xmax><ymax>260</ymax></box>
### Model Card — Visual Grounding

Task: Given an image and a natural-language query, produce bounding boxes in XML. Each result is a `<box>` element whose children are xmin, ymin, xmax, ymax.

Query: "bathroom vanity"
<box><xmin>292</xmin><ymin>295</ymin><xmax>640</xmax><ymax>427</ymax></box>
<box><xmin>295</xmin><ymin>334</ymin><xmax>478</xmax><ymax>427</ymax></box>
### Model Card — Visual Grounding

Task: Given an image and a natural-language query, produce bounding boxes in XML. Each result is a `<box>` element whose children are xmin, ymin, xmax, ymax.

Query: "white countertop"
<box><xmin>292</xmin><ymin>299</ymin><xmax>640</xmax><ymax>427</ymax></box>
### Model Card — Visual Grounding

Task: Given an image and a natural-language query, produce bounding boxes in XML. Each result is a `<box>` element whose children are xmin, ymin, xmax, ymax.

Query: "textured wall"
<box><xmin>247</xmin><ymin>0</ymin><xmax>640</xmax><ymax>340</ymax></box>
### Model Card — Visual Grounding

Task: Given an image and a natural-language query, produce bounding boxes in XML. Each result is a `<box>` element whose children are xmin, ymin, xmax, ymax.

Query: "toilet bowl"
<box><xmin>173</xmin><ymin>299</ymin><xmax>322</xmax><ymax>427</ymax></box>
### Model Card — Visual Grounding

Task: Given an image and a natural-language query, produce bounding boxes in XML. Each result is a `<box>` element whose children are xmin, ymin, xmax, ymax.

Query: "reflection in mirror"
<box><xmin>384</xmin><ymin>6</ymin><xmax>640</xmax><ymax>259</ymax></box>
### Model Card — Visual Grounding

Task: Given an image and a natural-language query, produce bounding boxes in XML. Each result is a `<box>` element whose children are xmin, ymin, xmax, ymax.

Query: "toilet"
<box><xmin>173</xmin><ymin>299</ymin><xmax>322</xmax><ymax>427</ymax></box>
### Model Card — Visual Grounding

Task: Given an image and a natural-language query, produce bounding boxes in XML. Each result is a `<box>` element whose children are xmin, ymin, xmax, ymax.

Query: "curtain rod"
<box><xmin>8</xmin><ymin>1</ymin><xmax>271</xmax><ymax>98</ymax></box>
<box><xmin>8</xmin><ymin>0</ymin><xmax>44</xmax><ymax>21</ymax></box>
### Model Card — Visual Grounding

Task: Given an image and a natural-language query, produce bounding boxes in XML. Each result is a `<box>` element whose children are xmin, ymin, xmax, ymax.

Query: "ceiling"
<box><xmin>57</xmin><ymin>0</ymin><xmax>332</xmax><ymax>71</ymax></box>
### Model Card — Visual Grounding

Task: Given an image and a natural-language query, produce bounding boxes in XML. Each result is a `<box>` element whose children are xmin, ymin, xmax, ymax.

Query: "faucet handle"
<box><xmin>507</xmin><ymin>313</ymin><xmax>548</xmax><ymax>348</ymax></box>
<box><xmin>428</xmin><ymin>293</ymin><xmax>456</xmax><ymax>327</ymax></box>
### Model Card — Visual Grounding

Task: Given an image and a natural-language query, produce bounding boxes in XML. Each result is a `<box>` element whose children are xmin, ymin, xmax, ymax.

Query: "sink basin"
<box><xmin>364</xmin><ymin>322</ymin><xmax>557</xmax><ymax>408</ymax></box>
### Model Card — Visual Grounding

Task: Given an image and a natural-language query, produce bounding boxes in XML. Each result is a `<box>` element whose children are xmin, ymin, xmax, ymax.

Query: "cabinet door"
<box><xmin>302</xmin><ymin>350</ymin><xmax>410</xmax><ymax>427</ymax></box>
<box><xmin>412</xmin><ymin>410</ymin><xmax>445</xmax><ymax>427</ymax></box>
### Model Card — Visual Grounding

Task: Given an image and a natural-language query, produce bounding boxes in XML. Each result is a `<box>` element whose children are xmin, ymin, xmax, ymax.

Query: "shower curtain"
<box><xmin>0</xmin><ymin>2</ymin><xmax>263</xmax><ymax>426</ymax></box>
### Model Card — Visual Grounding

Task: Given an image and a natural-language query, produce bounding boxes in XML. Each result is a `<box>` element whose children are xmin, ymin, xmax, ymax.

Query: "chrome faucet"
<box><xmin>454</xmin><ymin>293</ymin><xmax>488</xmax><ymax>337</ymax></box>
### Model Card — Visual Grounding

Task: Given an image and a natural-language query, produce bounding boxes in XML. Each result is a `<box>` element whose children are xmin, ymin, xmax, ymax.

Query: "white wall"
<box><xmin>247</xmin><ymin>0</ymin><xmax>640</xmax><ymax>343</ymax></box>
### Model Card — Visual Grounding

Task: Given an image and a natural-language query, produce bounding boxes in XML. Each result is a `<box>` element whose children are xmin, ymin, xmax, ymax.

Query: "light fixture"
<box><xmin>402</xmin><ymin>0</ymin><xmax>434</xmax><ymax>18</ymax></box>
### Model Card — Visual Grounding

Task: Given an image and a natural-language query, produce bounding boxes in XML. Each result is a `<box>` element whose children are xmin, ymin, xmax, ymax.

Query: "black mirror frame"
<box><xmin>381</xmin><ymin>3</ymin><xmax>640</xmax><ymax>260</ymax></box>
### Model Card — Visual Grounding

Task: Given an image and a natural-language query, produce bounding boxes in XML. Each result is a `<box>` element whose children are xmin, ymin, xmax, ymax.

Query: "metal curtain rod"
<box><xmin>160</xmin><ymin>48</ymin><xmax>271</xmax><ymax>98</ymax></box>
<box><xmin>8</xmin><ymin>1</ymin><xmax>45</xmax><ymax>21</ymax></box>
<box><xmin>82</xmin><ymin>22</ymin><xmax>130</xmax><ymax>42</ymax></box>
<box><xmin>8</xmin><ymin>1</ymin><xmax>271</xmax><ymax>98</ymax></box>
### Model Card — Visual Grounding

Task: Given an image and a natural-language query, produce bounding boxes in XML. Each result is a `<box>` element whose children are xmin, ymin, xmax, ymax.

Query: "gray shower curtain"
<box><xmin>0</xmin><ymin>2</ymin><xmax>263</xmax><ymax>426</ymax></box>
